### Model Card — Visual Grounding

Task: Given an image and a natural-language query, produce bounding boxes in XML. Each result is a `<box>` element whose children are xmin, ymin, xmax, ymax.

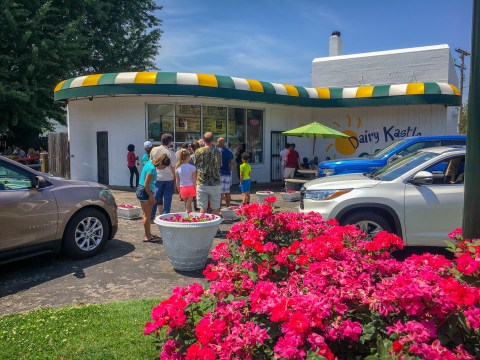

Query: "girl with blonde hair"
<box><xmin>175</xmin><ymin>149</ymin><xmax>197</xmax><ymax>212</ymax></box>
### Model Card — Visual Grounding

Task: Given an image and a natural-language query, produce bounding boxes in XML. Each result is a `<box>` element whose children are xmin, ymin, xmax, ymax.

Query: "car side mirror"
<box><xmin>388</xmin><ymin>155</ymin><xmax>401</xmax><ymax>164</ymax></box>
<box><xmin>36</xmin><ymin>175</ymin><xmax>48</xmax><ymax>189</ymax></box>
<box><xmin>408</xmin><ymin>171</ymin><xmax>434</xmax><ymax>185</ymax></box>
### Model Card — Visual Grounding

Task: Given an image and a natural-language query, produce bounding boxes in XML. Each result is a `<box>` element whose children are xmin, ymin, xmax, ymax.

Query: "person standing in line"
<box><xmin>279</xmin><ymin>142</ymin><xmax>290</xmax><ymax>184</ymax></box>
<box><xmin>284</xmin><ymin>143</ymin><xmax>301</xmax><ymax>181</ymax></box>
<box><xmin>194</xmin><ymin>132</ymin><xmax>222</xmax><ymax>215</ymax></box>
<box><xmin>136</xmin><ymin>154</ymin><xmax>170</xmax><ymax>242</ymax></box>
<box><xmin>239</xmin><ymin>153</ymin><xmax>251</xmax><ymax>205</ymax></box>
<box><xmin>235</xmin><ymin>143</ymin><xmax>246</xmax><ymax>184</ymax></box>
<box><xmin>142</xmin><ymin>141</ymin><xmax>153</xmax><ymax>165</ymax></box>
<box><xmin>217</xmin><ymin>137</ymin><xmax>234</xmax><ymax>208</ymax></box>
<box><xmin>150</xmin><ymin>133</ymin><xmax>176</xmax><ymax>219</ymax></box>
<box><xmin>127</xmin><ymin>144</ymin><xmax>139</xmax><ymax>188</ymax></box>
<box><xmin>175</xmin><ymin>149</ymin><xmax>197</xmax><ymax>212</ymax></box>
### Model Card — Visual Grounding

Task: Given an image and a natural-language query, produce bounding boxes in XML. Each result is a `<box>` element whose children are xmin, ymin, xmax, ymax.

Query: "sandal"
<box><xmin>143</xmin><ymin>235</ymin><xmax>161</xmax><ymax>242</ymax></box>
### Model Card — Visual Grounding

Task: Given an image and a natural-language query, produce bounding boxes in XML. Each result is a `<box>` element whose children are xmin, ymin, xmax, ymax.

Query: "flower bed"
<box><xmin>117</xmin><ymin>204</ymin><xmax>141</xmax><ymax>220</ymax></box>
<box><xmin>145</xmin><ymin>202</ymin><xmax>480</xmax><ymax>359</ymax></box>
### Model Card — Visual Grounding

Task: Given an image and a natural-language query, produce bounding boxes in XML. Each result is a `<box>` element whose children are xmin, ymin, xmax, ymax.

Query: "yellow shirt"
<box><xmin>240</xmin><ymin>162</ymin><xmax>251</xmax><ymax>180</ymax></box>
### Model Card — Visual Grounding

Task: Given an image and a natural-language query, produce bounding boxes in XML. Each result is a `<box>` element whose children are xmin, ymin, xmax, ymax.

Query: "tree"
<box><xmin>0</xmin><ymin>0</ymin><xmax>162</xmax><ymax>136</ymax></box>
<box><xmin>459</xmin><ymin>103</ymin><xmax>468</xmax><ymax>134</ymax></box>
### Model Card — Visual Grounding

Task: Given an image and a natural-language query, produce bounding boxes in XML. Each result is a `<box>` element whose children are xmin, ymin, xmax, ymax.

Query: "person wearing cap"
<box><xmin>142</xmin><ymin>141</ymin><xmax>153</xmax><ymax>165</ymax></box>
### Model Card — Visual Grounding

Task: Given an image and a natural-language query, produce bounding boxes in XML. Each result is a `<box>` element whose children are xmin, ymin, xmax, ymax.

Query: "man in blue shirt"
<box><xmin>217</xmin><ymin>137</ymin><xmax>234</xmax><ymax>208</ymax></box>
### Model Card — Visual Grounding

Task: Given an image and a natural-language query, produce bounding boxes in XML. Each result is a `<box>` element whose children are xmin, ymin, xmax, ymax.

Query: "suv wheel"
<box><xmin>341</xmin><ymin>211</ymin><xmax>393</xmax><ymax>239</ymax></box>
<box><xmin>63</xmin><ymin>208</ymin><xmax>108</xmax><ymax>259</ymax></box>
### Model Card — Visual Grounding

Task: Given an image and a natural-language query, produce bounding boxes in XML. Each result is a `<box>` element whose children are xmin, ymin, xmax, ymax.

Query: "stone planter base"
<box><xmin>118</xmin><ymin>205</ymin><xmax>141</xmax><ymax>220</ymax></box>
<box><xmin>280</xmin><ymin>192</ymin><xmax>301</xmax><ymax>202</ymax></box>
<box><xmin>256</xmin><ymin>191</ymin><xmax>275</xmax><ymax>203</ymax></box>
<box><xmin>220</xmin><ymin>208</ymin><xmax>239</xmax><ymax>221</ymax></box>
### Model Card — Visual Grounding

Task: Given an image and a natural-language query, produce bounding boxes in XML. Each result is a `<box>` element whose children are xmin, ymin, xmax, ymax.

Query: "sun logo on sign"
<box><xmin>325</xmin><ymin>115</ymin><xmax>361</xmax><ymax>158</ymax></box>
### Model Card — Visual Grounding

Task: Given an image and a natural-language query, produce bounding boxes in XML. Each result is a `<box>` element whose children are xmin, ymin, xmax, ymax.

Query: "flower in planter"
<box><xmin>284</xmin><ymin>189</ymin><xmax>299</xmax><ymax>194</ymax></box>
<box><xmin>145</xmin><ymin>200</ymin><xmax>479</xmax><ymax>359</ymax></box>
<box><xmin>163</xmin><ymin>212</ymin><xmax>217</xmax><ymax>223</ymax></box>
<box><xmin>117</xmin><ymin>203</ymin><xmax>136</xmax><ymax>209</ymax></box>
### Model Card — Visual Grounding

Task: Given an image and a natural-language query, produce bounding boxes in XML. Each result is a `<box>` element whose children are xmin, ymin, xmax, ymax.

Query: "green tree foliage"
<box><xmin>459</xmin><ymin>103</ymin><xmax>468</xmax><ymax>134</ymax></box>
<box><xmin>0</xmin><ymin>0</ymin><xmax>162</xmax><ymax>134</ymax></box>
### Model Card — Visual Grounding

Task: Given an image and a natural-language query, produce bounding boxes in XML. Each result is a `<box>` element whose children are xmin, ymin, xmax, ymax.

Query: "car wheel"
<box><xmin>341</xmin><ymin>211</ymin><xmax>393</xmax><ymax>239</ymax></box>
<box><xmin>63</xmin><ymin>208</ymin><xmax>108</xmax><ymax>259</ymax></box>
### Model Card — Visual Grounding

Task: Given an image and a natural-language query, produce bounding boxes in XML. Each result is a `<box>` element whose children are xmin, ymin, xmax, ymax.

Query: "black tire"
<box><xmin>63</xmin><ymin>208</ymin><xmax>109</xmax><ymax>259</ymax></box>
<box><xmin>341</xmin><ymin>211</ymin><xmax>393</xmax><ymax>239</ymax></box>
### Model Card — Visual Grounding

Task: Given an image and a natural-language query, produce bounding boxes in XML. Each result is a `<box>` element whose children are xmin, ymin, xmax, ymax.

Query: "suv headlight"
<box><xmin>303</xmin><ymin>189</ymin><xmax>352</xmax><ymax>201</ymax></box>
<box><xmin>322</xmin><ymin>169</ymin><xmax>335</xmax><ymax>176</ymax></box>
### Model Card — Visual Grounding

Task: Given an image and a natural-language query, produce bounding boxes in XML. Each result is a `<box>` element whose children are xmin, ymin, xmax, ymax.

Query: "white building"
<box><xmin>54</xmin><ymin>36</ymin><xmax>461</xmax><ymax>186</ymax></box>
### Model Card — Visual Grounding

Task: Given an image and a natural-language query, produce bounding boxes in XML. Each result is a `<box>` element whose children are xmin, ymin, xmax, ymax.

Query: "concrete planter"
<box><xmin>154</xmin><ymin>212</ymin><xmax>222</xmax><ymax>271</ymax></box>
<box><xmin>256</xmin><ymin>191</ymin><xmax>275</xmax><ymax>203</ymax></box>
<box><xmin>220</xmin><ymin>207</ymin><xmax>240</xmax><ymax>221</ymax></box>
<box><xmin>117</xmin><ymin>205</ymin><xmax>141</xmax><ymax>220</ymax></box>
<box><xmin>280</xmin><ymin>191</ymin><xmax>301</xmax><ymax>202</ymax></box>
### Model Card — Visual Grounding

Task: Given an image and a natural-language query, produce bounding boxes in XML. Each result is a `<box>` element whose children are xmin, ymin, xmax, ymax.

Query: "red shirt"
<box><xmin>127</xmin><ymin>151</ymin><xmax>136</xmax><ymax>167</ymax></box>
<box><xmin>285</xmin><ymin>149</ymin><xmax>299</xmax><ymax>168</ymax></box>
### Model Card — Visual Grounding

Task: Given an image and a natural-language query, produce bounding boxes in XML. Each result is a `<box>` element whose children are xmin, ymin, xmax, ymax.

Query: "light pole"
<box><xmin>462</xmin><ymin>0</ymin><xmax>480</xmax><ymax>239</ymax></box>
<box><xmin>455</xmin><ymin>48</ymin><xmax>470</xmax><ymax>134</ymax></box>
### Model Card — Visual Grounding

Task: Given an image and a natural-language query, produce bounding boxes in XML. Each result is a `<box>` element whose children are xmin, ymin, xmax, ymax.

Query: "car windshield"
<box><xmin>371</xmin><ymin>139</ymin><xmax>407</xmax><ymax>159</ymax></box>
<box><xmin>371</xmin><ymin>151</ymin><xmax>438</xmax><ymax>181</ymax></box>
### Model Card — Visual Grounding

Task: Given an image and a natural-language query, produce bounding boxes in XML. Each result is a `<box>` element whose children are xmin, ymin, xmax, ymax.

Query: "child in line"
<box><xmin>239</xmin><ymin>152</ymin><xmax>251</xmax><ymax>205</ymax></box>
<box><xmin>175</xmin><ymin>149</ymin><xmax>197</xmax><ymax>212</ymax></box>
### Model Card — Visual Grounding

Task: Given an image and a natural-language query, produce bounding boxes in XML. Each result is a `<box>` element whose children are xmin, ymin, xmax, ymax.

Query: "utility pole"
<box><xmin>455</xmin><ymin>48</ymin><xmax>470</xmax><ymax>134</ymax></box>
<box><xmin>463</xmin><ymin>0</ymin><xmax>480</xmax><ymax>239</ymax></box>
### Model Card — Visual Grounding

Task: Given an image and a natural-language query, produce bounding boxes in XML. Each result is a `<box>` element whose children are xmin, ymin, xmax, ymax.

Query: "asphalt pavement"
<box><xmin>0</xmin><ymin>182</ymin><xmax>292</xmax><ymax>316</ymax></box>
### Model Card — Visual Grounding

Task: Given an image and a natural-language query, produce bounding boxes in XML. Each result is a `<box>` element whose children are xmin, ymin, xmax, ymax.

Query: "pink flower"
<box><xmin>456</xmin><ymin>253</ymin><xmax>480</xmax><ymax>275</ymax></box>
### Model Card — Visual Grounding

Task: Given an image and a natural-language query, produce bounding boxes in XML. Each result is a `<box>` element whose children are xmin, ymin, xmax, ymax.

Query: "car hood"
<box><xmin>304</xmin><ymin>173</ymin><xmax>380</xmax><ymax>190</ymax></box>
<box><xmin>43</xmin><ymin>174</ymin><xmax>105</xmax><ymax>189</ymax></box>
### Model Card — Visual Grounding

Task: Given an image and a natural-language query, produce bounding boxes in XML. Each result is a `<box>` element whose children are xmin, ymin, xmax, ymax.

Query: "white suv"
<box><xmin>300</xmin><ymin>146</ymin><xmax>465</xmax><ymax>247</ymax></box>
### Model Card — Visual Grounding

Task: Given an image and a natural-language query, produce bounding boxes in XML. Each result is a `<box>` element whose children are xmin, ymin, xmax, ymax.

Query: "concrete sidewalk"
<box><xmin>0</xmin><ymin>182</ymin><xmax>300</xmax><ymax>316</ymax></box>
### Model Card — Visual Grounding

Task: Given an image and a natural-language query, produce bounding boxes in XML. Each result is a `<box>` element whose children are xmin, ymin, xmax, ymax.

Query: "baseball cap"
<box><xmin>144</xmin><ymin>141</ymin><xmax>153</xmax><ymax>148</ymax></box>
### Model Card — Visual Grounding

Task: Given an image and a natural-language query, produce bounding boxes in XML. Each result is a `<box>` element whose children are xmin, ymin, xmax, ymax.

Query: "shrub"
<box><xmin>145</xmin><ymin>199</ymin><xmax>480</xmax><ymax>359</ymax></box>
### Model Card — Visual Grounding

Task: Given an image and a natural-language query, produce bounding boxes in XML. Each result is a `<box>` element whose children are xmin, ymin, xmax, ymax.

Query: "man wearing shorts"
<box><xmin>194</xmin><ymin>132</ymin><xmax>222</xmax><ymax>215</ymax></box>
<box><xmin>217</xmin><ymin>137</ymin><xmax>234</xmax><ymax>208</ymax></box>
<box><xmin>284</xmin><ymin>143</ymin><xmax>301</xmax><ymax>180</ymax></box>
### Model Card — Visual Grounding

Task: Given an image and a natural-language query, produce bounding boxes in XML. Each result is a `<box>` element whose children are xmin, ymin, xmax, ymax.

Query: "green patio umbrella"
<box><xmin>282</xmin><ymin>121</ymin><xmax>349</xmax><ymax>156</ymax></box>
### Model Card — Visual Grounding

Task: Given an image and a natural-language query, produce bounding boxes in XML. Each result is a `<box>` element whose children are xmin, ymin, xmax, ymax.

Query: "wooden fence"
<box><xmin>48</xmin><ymin>132</ymin><xmax>70</xmax><ymax>178</ymax></box>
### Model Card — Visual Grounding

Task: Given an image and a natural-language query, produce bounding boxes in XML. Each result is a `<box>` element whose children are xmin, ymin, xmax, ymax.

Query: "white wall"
<box><xmin>68</xmin><ymin>95</ymin><xmax>452</xmax><ymax>186</ymax></box>
<box><xmin>312</xmin><ymin>45</ymin><xmax>459</xmax><ymax>88</ymax></box>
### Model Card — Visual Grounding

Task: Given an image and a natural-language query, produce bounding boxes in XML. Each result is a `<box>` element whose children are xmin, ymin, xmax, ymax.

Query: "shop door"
<box><xmin>270</xmin><ymin>131</ymin><xmax>285</xmax><ymax>181</ymax></box>
<box><xmin>96</xmin><ymin>131</ymin><xmax>109</xmax><ymax>185</ymax></box>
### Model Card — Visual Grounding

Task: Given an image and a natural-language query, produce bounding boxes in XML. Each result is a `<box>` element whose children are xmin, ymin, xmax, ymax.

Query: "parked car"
<box><xmin>0</xmin><ymin>156</ymin><xmax>118</xmax><ymax>264</ymax></box>
<box><xmin>318</xmin><ymin>135</ymin><xmax>466</xmax><ymax>177</ymax></box>
<box><xmin>301</xmin><ymin>146</ymin><xmax>465</xmax><ymax>246</ymax></box>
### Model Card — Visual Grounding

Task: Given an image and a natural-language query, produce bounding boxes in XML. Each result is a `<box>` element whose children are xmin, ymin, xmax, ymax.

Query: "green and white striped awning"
<box><xmin>54</xmin><ymin>72</ymin><xmax>461</xmax><ymax>107</ymax></box>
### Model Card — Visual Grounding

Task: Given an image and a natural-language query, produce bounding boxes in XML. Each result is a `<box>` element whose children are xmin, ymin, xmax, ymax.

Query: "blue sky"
<box><xmin>154</xmin><ymin>0</ymin><xmax>473</xmax><ymax>92</ymax></box>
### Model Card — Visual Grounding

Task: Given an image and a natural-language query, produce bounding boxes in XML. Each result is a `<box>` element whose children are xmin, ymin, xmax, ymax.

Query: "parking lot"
<box><xmin>0</xmin><ymin>183</ymin><xmax>293</xmax><ymax>316</ymax></box>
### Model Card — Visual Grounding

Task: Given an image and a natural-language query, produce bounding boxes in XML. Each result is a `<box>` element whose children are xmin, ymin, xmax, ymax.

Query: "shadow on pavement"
<box><xmin>0</xmin><ymin>239</ymin><xmax>135</xmax><ymax>297</ymax></box>
<box><xmin>392</xmin><ymin>246</ymin><xmax>454</xmax><ymax>261</ymax></box>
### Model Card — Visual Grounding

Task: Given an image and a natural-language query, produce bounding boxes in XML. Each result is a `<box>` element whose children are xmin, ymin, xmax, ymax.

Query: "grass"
<box><xmin>0</xmin><ymin>298</ymin><xmax>162</xmax><ymax>360</ymax></box>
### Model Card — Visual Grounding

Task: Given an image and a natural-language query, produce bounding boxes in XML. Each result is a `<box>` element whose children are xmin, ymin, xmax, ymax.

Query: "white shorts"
<box><xmin>220</xmin><ymin>175</ymin><xmax>232</xmax><ymax>193</ymax></box>
<box><xmin>196</xmin><ymin>184</ymin><xmax>221</xmax><ymax>210</ymax></box>
<box><xmin>284</xmin><ymin>167</ymin><xmax>296</xmax><ymax>179</ymax></box>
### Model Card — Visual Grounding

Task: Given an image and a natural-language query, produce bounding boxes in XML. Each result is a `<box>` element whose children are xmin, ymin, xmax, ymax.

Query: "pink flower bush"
<box><xmin>145</xmin><ymin>201</ymin><xmax>480</xmax><ymax>359</ymax></box>
<box><xmin>162</xmin><ymin>213</ymin><xmax>217</xmax><ymax>223</ymax></box>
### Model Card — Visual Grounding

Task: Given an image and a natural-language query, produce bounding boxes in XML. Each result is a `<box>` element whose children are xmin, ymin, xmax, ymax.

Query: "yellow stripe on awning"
<box><xmin>54</xmin><ymin>80</ymin><xmax>66</xmax><ymax>92</ymax></box>
<box><xmin>356</xmin><ymin>86</ymin><xmax>374</xmax><ymax>98</ymax></box>
<box><xmin>83</xmin><ymin>74</ymin><xmax>103</xmax><ymax>87</ymax></box>
<box><xmin>135</xmin><ymin>72</ymin><xmax>157</xmax><ymax>84</ymax></box>
<box><xmin>283</xmin><ymin>84</ymin><xmax>299</xmax><ymax>97</ymax></box>
<box><xmin>406</xmin><ymin>83</ymin><xmax>425</xmax><ymax>95</ymax></box>
<box><xmin>246</xmin><ymin>79</ymin><xmax>264</xmax><ymax>92</ymax></box>
<box><xmin>197</xmin><ymin>74</ymin><xmax>218</xmax><ymax>87</ymax></box>
<box><xmin>449</xmin><ymin>84</ymin><xmax>461</xmax><ymax>95</ymax></box>
<box><xmin>316</xmin><ymin>88</ymin><xmax>330</xmax><ymax>99</ymax></box>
